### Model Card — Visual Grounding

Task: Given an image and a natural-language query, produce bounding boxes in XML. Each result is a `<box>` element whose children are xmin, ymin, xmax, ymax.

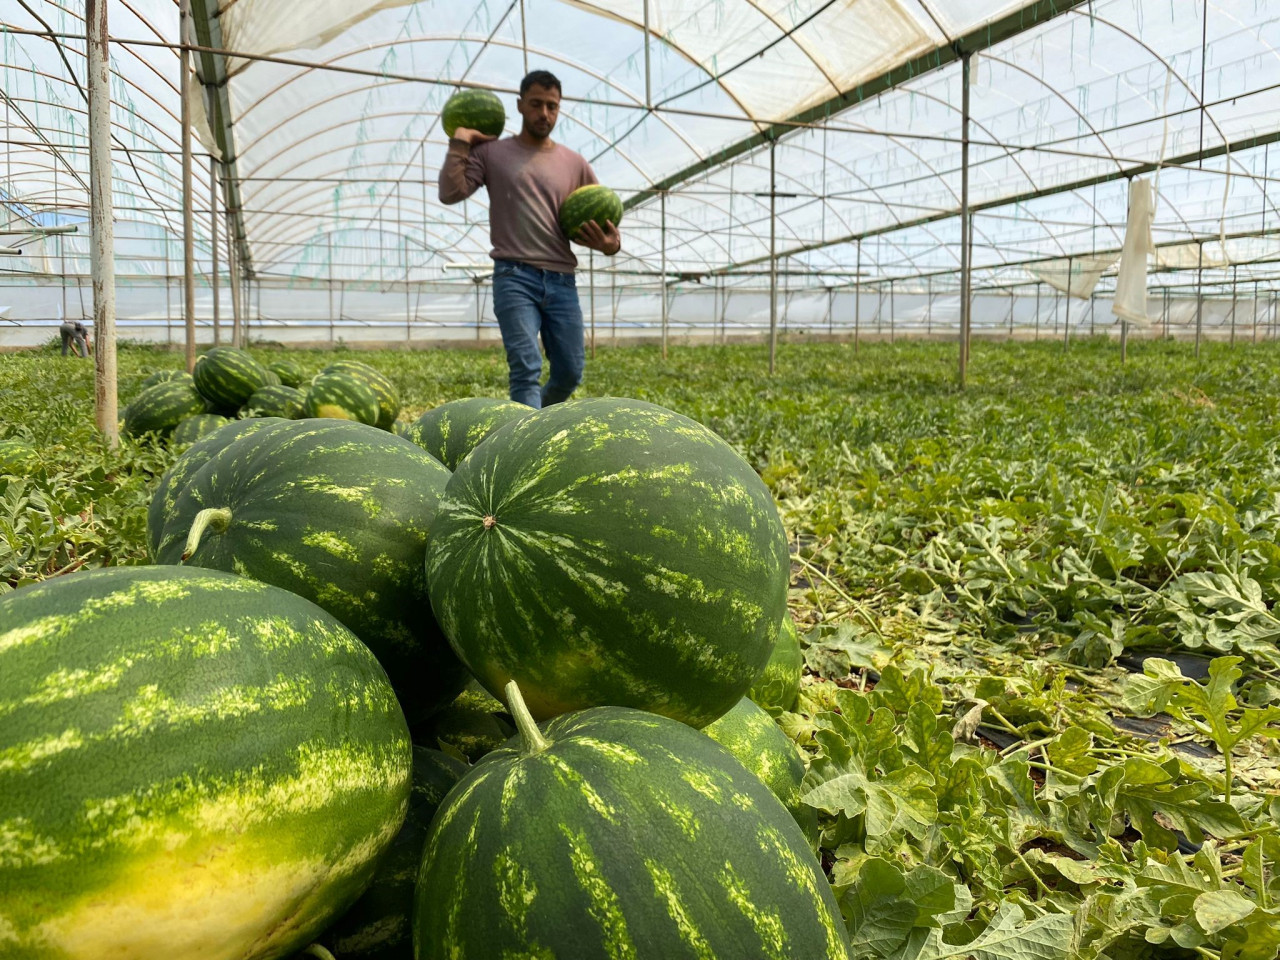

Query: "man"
<box><xmin>439</xmin><ymin>70</ymin><xmax>621</xmax><ymax>408</ymax></box>
<box><xmin>59</xmin><ymin>316</ymin><xmax>88</xmax><ymax>358</ymax></box>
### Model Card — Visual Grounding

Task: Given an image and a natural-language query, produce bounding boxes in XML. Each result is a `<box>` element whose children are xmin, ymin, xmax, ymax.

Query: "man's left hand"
<box><xmin>576</xmin><ymin>219</ymin><xmax>621</xmax><ymax>256</ymax></box>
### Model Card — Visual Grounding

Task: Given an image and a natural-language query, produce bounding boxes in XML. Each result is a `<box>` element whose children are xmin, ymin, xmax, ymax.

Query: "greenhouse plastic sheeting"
<box><xmin>5</xmin><ymin>0</ymin><xmax>1280</xmax><ymax>312</ymax></box>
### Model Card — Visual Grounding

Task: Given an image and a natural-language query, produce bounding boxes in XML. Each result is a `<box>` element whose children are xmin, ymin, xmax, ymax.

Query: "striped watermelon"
<box><xmin>0</xmin><ymin>566</ymin><xmax>411</xmax><ymax>960</ymax></box>
<box><xmin>268</xmin><ymin>359</ymin><xmax>306</xmax><ymax>388</ymax></box>
<box><xmin>123</xmin><ymin>379</ymin><xmax>209</xmax><ymax>439</ymax></box>
<box><xmin>305</xmin><ymin>372</ymin><xmax>381</xmax><ymax>426</ymax></box>
<box><xmin>171</xmin><ymin>414</ymin><xmax>231</xmax><ymax>445</ymax></box>
<box><xmin>154</xmin><ymin>418</ymin><xmax>469</xmax><ymax>724</ymax></box>
<box><xmin>318</xmin><ymin>747</ymin><xmax>467</xmax><ymax>960</ymax></box>
<box><xmin>702</xmin><ymin>696</ymin><xmax>819</xmax><ymax>847</ymax></box>
<box><xmin>243</xmin><ymin>384</ymin><xmax>305</xmax><ymax>420</ymax></box>
<box><xmin>193</xmin><ymin>346</ymin><xmax>273</xmax><ymax>410</ymax></box>
<box><xmin>559</xmin><ymin>184</ymin><xmax>623</xmax><ymax>241</ymax></box>
<box><xmin>323</xmin><ymin>361</ymin><xmax>400</xmax><ymax>430</ymax></box>
<box><xmin>407</xmin><ymin>397</ymin><xmax>531</xmax><ymax>470</ymax></box>
<box><xmin>749</xmin><ymin>614</ymin><xmax>803</xmax><ymax>714</ymax></box>
<box><xmin>411</xmin><ymin>681</ymin><xmax>515</xmax><ymax>762</ymax></box>
<box><xmin>0</xmin><ymin>438</ymin><xmax>38</xmax><ymax>475</ymax></box>
<box><xmin>139</xmin><ymin>369</ymin><xmax>190</xmax><ymax>391</ymax></box>
<box><xmin>414</xmin><ymin>682</ymin><xmax>849</xmax><ymax>960</ymax></box>
<box><xmin>425</xmin><ymin>398</ymin><xmax>790</xmax><ymax>727</ymax></box>
<box><xmin>441</xmin><ymin>88</ymin><xmax>506</xmax><ymax>139</ymax></box>
<box><xmin>146</xmin><ymin>417</ymin><xmax>289</xmax><ymax>559</ymax></box>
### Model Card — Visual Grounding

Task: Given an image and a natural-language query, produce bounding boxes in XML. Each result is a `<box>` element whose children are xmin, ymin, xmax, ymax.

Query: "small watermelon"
<box><xmin>702</xmin><ymin>696</ymin><xmax>819</xmax><ymax>847</ymax></box>
<box><xmin>317</xmin><ymin>747</ymin><xmax>467</xmax><ymax>960</ymax></box>
<box><xmin>414</xmin><ymin>682</ymin><xmax>849</xmax><ymax>960</ymax></box>
<box><xmin>155</xmin><ymin>418</ymin><xmax>469</xmax><ymax>724</ymax></box>
<box><xmin>441</xmin><ymin>88</ymin><xmax>506</xmax><ymax>139</ymax></box>
<box><xmin>407</xmin><ymin>397</ymin><xmax>532</xmax><ymax>470</ymax></box>
<box><xmin>0</xmin><ymin>438</ymin><xmax>38</xmax><ymax>475</ymax></box>
<box><xmin>193</xmin><ymin>346</ymin><xmax>273</xmax><ymax>409</ymax></box>
<box><xmin>268</xmin><ymin>359</ymin><xmax>306</xmax><ymax>388</ymax></box>
<box><xmin>323</xmin><ymin>360</ymin><xmax>400</xmax><ymax>430</ymax></box>
<box><xmin>123</xmin><ymin>379</ymin><xmax>209</xmax><ymax>439</ymax></box>
<box><xmin>171</xmin><ymin>414</ymin><xmax>231</xmax><ymax>445</ymax></box>
<box><xmin>139</xmin><ymin>369</ymin><xmax>190</xmax><ymax>391</ymax></box>
<box><xmin>559</xmin><ymin>184</ymin><xmax>623</xmax><ymax>242</ymax></box>
<box><xmin>0</xmin><ymin>566</ymin><xmax>411</xmax><ymax>960</ymax></box>
<box><xmin>243</xmin><ymin>384</ymin><xmax>305</xmax><ymax>420</ymax></box>
<box><xmin>146</xmin><ymin>417</ymin><xmax>290</xmax><ymax>559</ymax></box>
<box><xmin>749</xmin><ymin>614</ymin><xmax>803</xmax><ymax>714</ymax></box>
<box><xmin>305</xmin><ymin>372</ymin><xmax>381</xmax><ymax>426</ymax></box>
<box><xmin>426</xmin><ymin>398</ymin><xmax>790</xmax><ymax>728</ymax></box>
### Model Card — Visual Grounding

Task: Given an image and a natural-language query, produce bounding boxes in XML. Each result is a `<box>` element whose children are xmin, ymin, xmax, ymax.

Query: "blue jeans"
<box><xmin>491</xmin><ymin>259</ymin><xmax>584</xmax><ymax>408</ymax></box>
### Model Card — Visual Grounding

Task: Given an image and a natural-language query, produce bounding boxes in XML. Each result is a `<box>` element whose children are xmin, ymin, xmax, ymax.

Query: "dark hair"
<box><xmin>520</xmin><ymin>70</ymin><xmax>562</xmax><ymax>96</ymax></box>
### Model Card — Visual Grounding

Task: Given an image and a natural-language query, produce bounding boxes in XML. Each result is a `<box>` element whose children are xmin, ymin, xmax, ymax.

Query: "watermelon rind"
<box><xmin>323</xmin><ymin>361</ymin><xmax>401</xmax><ymax>430</ymax></box>
<box><xmin>146</xmin><ymin>417</ymin><xmax>290</xmax><ymax>559</ymax></box>
<box><xmin>410</xmin><ymin>681</ymin><xmax>515</xmax><ymax>762</ymax></box>
<box><xmin>139</xmin><ymin>369</ymin><xmax>191</xmax><ymax>392</ymax></box>
<box><xmin>702</xmin><ymin>696</ymin><xmax>820</xmax><ymax>848</ymax></box>
<box><xmin>407</xmin><ymin>397</ymin><xmax>531</xmax><ymax>471</ymax></box>
<box><xmin>414</xmin><ymin>682</ymin><xmax>849</xmax><ymax>960</ymax></box>
<box><xmin>242</xmin><ymin>384</ymin><xmax>306</xmax><ymax>420</ymax></box>
<box><xmin>317</xmin><ymin>746</ymin><xmax>467</xmax><ymax>960</ymax></box>
<box><xmin>267</xmin><ymin>359</ymin><xmax>307</xmax><ymax>388</ymax></box>
<box><xmin>0</xmin><ymin>565</ymin><xmax>412</xmax><ymax>960</ymax></box>
<box><xmin>305</xmin><ymin>372</ymin><xmax>381</xmax><ymax>426</ymax></box>
<box><xmin>425</xmin><ymin>397</ymin><xmax>790</xmax><ymax>728</ymax></box>
<box><xmin>441</xmin><ymin>88</ymin><xmax>506</xmax><ymax>139</ymax></box>
<box><xmin>0</xmin><ymin>438</ymin><xmax>38</xmax><ymax>475</ymax></box>
<box><xmin>155</xmin><ymin>418</ymin><xmax>470</xmax><ymax>723</ymax></box>
<box><xmin>123</xmin><ymin>379</ymin><xmax>209</xmax><ymax>439</ymax></box>
<box><xmin>748</xmin><ymin>614</ymin><xmax>803</xmax><ymax>714</ymax></box>
<box><xmin>559</xmin><ymin>184</ymin><xmax>624</xmax><ymax>242</ymax></box>
<box><xmin>193</xmin><ymin>346</ymin><xmax>273</xmax><ymax>410</ymax></box>
<box><xmin>171</xmin><ymin>413</ymin><xmax>232</xmax><ymax>446</ymax></box>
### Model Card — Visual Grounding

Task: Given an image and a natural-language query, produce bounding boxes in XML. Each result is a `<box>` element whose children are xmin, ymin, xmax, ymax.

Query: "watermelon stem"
<box><xmin>181</xmin><ymin>507</ymin><xmax>233</xmax><ymax>561</ymax></box>
<box><xmin>301</xmin><ymin>946</ymin><xmax>336</xmax><ymax>960</ymax></box>
<box><xmin>504</xmin><ymin>680</ymin><xmax>549</xmax><ymax>755</ymax></box>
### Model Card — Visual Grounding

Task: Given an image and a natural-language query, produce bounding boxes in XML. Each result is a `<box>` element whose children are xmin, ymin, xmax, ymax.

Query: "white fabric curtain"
<box><xmin>1112</xmin><ymin>177</ymin><xmax>1155</xmax><ymax>325</ymax></box>
<box><xmin>1028</xmin><ymin>254</ymin><xmax>1118</xmax><ymax>298</ymax></box>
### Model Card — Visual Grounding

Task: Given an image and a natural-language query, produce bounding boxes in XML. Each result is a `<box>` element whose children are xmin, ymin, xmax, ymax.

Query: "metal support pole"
<box><xmin>720</xmin><ymin>277</ymin><xmax>729</xmax><ymax>344</ymax></box>
<box><xmin>1121</xmin><ymin>318</ymin><xmax>1128</xmax><ymax>364</ymax></box>
<box><xmin>889</xmin><ymin>279</ymin><xmax>896</xmax><ymax>343</ymax></box>
<box><xmin>611</xmin><ymin>268</ymin><xmax>617</xmax><ymax>344</ymax></box>
<box><xmin>1064</xmin><ymin>257</ymin><xmax>1072</xmax><ymax>352</ymax></box>
<box><xmin>1254</xmin><ymin>280</ymin><xmax>1260</xmax><ymax>345</ymax></box>
<box><xmin>854</xmin><ymin>239</ymin><xmax>861</xmax><ymax>356</ymax></box>
<box><xmin>642</xmin><ymin>0</ymin><xmax>651</xmax><ymax>109</ymax></box>
<box><xmin>958</xmin><ymin>52</ymin><xmax>972</xmax><ymax>387</ymax></box>
<box><xmin>327</xmin><ymin>232</ymin><xmax>334</xmax><ymax>344</ymax></box>
<box><xmin>1229</xmin><ymin>263</ymin><xmax>1238</xmax><ymax>347</ymax></box>
<box><xmin>827</xmin><ymin>286</ymin><xmax>834</xmax><ymax>337</ymax></box>
<box><xmin>519</xmin><ymin>0</ymin><xmax>529</xmax><ymax>75</ymax></box>
<box><xmin>224</xmin><ymin>162</ymin><xmax>243</xmax><ymax>348</ymax></box>
<box><xmin>1164</xmin><ymin>287</ymin><xmax>1170</xmax><ymax>338</ymax></box>
<box><xmin>1034</xmin><ymin>281</ymin><xmax>1040</xmax><ymax>341</ymax></box>
<box><xmin>768</xmin><ymin>141</ymin><xmax>778</xmax><ymax>375</ymax></box>
<box><xmin>1195</xmin><ymin>241</ymin><xmax>1204</xmax><ymax>359</ymax></box>
<box><xmin>1009</xmin><ymin>288</ymin><xmax>1015</xmax><ymax>338</ymax></box>
<box><xmin>589</xmin><ymin>250</ymin><xmax>596</xmax><ymax>359</ymax></box>
<box><xmin>660</xmin><ymin>191</ymin><xmax>668</xmax><ymax>360</ymax></box>
<box><xmin>474</xmin><ymin>278</ymin><xmax>482</xmax><ymax>340</ymax></box>
<box><xmin>926</xmin><ymin>277</ymin><xmax>933</xmax><ymax>335</ymax></box>
<box><xmin>181</xmin><ymin>0</ymin><xmax>196</xmax><ymax>371</ymax></box>
<box><xmin>88</xmin><ymin>0</ymin><xmax>118</xmax><ymax>444</ymax></box>
<box><xmin>210</xmin><ymin>155</ymin><xmax>220</xmax><ymax>345</ymax></box>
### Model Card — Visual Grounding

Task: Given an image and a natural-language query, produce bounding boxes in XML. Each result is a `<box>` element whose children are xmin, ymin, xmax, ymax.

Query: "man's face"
<box><xmin>517</xmin><ymin>84</ymin><xmax>561</xmax><ymax>139</ymax></box>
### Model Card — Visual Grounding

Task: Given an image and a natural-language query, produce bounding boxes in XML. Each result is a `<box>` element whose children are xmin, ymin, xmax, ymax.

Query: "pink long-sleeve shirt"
<box><xmin>438</xmin><ymin>136</ymin><xmax>597</xmax><ymax>274</ymax></box>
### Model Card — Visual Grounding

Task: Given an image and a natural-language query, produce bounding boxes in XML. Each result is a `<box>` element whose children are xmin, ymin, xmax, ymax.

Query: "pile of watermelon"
<box><xmin>2</xmin><ymin>388</ymin><xmax>843</xmax><ymax>960</ymax></box>
<box><xmin>120</xmin><ymin>348</ymin><xmax>403</xmax><ymax>442</ymax></box>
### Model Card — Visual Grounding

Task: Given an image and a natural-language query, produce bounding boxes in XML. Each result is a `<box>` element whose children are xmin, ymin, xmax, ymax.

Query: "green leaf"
<box><xmin>1193</xmin><ymin>889</ymin><xmax>1256</xmax><ymax>935</ymax></box>
<box><xmin>916</xmin><ymin>903</ymin><xmax>1074</xmax><ymax>960</ymax></box>
<box><xmin>1222</xmin><ymin>910</ymin><xmax>1280</xmax><ymax>960</ymax></box>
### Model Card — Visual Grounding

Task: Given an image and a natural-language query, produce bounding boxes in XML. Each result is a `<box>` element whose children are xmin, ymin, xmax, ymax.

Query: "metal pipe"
<box><xmin>87</xmin><ymin>0</ymin><xmax>118</xmax><ymax>444</ymax></box>
<box><xmin>660</xmin><ymin>190</ymin><xmax>668</xmax><ymax>360</ymax></box>
<box><xmin>1064</xmin><ymin>257</ymin><xmax>1072</xmax><ymax>351</ymax></box>
<box><xmin>1120</xmin><ymin>318</ymin><xmax>1128</xmax><ymax>363</ymax></box>
<box><xmin>1034</xmin><ymin>281</ymin><xmax>1040</xmax><ymax>341</ymax></box>
<box><xmin>210</xmin><ymin>155</ymin><xmax>220</xmax><ymax>345</ymax></box>
<box><xmin>768</xmin><ymin>140</ymin><xmax>778</xmax><ymax>375</ymax></box>
<box><xmin>1195</xmin><ymin>241</ymin><xmax>1204</xmax><ymax>359</ymax></box>
<box><xmin>643</xmin><ymin>0</ymin><xmax>651</xmax><ymax>109</ymax></box>
<box><xmin>854</xmin><ymin>238</ymin><xmax>861</xmax><ymax>356</ymax></box>
<box><xmin>181</xmin><ymin>0</ymin><xmax>197</xmax><ymax>371</ymax></box>
<box><xmin>589</xmin><ymin>249</ymin><xmax>596</xmax><ymax>360</ymax></box>
<box><xmin>1229</xmin><ymin>263</ymin><xmax>1238</xmax><ymax>347</ymax></box>
<box><xmin>958</xmin><ymin>52</ymin><xmax>972</xmax><ymax>387</ymax></box>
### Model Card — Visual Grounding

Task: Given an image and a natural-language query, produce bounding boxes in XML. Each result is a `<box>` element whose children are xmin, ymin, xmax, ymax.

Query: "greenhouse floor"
<box><xmin>4</xmin><ymin>337</ymin><xmax>1279</xmax><ymax>955</ymax></box>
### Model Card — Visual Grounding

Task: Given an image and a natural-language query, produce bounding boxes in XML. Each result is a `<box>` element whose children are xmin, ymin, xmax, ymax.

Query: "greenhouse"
<box><xmin>5</xmin><ymin>3</ymin><xmax>1280</xmax><ymax>960</ymax></box>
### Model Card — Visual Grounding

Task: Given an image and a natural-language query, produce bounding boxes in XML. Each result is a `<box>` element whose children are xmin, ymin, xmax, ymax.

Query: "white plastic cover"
<box><xmin>1112</xmin><ymin>177</ymin><xmax>1155</xmax><ymax>324</ymax></box>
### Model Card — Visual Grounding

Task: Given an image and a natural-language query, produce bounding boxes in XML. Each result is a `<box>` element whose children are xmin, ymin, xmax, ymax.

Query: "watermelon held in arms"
<box><xmin>406</xmin><ymin>397</ymin><xmax>532</xmax><ymax>470</ymax></box>
<box><xmin>146</xmin><ymin>417</ymin><xmax>290</xmax><ymax>559</ymax></box>
<box><xmin>413</xmin><ymin>681</ymin><xmax>850</xmax><ymax>960</ymax></box>
<box><xmin>0</xmin><ymin>566</ymin><xmax>412</xmax><ymax>960</ymax></box>
<box><xmin>171</xmin><ymin>413</ymin><xmax>231</xmax><ymax>446</ymax></box>
<box><xmin>123</xmin><ymin>379</ymin><xmax>209</xmax><ymax>440</ymax></box>
<box><xmin>559</xmin><ymin>184</ymin><xmax>624</xmax><ymax>242</ymax></box>
<box><xmin>242</xmin><ymin>383</ymin><xmax>306</xmax><ymax>420</ymax></box>
<box><xmin>323</xmin><ymin>360</ymin><xmax>401</xmax><ymax>430</ymax></box>
<box><xmin>748</xmin><ymin>614</ymin><xmax>803</xmax><ymax>714</ymax></box>
<box><xmin>702</xmin><ymin>696</ymin><xmax>820</xmax><ymax>848</ymax></box>
<box><xmin>305</xmin><ymin>372</ymin><xmax>381</xmax><ymax>426</ymax></box>
<box><xmin>193</xmin><ymin>346</ymin><xmax>273</xmax><ymax>410</ymax></box>
<box><xmin>316</xmin><ymin>746</ymin><xmax>467</xmax><ymax>960</ymax></box>
<box><xmin>425</xmin><ymin>397</ymin><xmax>790</xmax><ymax>728</ymax></box>
<box><xmin>441</xmin><ymin>88</ymin><xmax>506</xmax><ymax>139</ymax></box>
<box><xmin>154</xmin><ymin>418</ymin><xmax>470</xmax><ymax>724</ymax></box>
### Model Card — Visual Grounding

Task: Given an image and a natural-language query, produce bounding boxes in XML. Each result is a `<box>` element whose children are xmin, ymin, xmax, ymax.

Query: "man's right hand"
<box><xmin>451</xmin><ymin>127</ymin><xmax>498</xmax><ymax>146</ymax></box>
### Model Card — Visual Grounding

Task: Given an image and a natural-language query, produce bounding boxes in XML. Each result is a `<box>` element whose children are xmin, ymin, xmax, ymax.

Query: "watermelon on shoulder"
<box><xmin>305</xmin><ymin>372</ymin><xmax>381</xmax><ymax>426</ymax></box>
<box><xmin>414</xmin><ymin>681</ymin><xmax>849</xmax><ymax>960</ymax></box>
<box><xmin>406</xmin><ymin>397</ymin><xmax>531</xmax><ymax>470</ymax></box>
<box><xmin>123</xmin><ymin>380</ymin><xmax>209</xmax><ymax>440</ymax></box>
<box><xmin>441</xmin><ymin>88</ymin><xmax>506</xmax><ymax>139</ymax></box>
<box><xmin>560</xmin><ymin>184</ymin><xmax>623</xmax><ymax>242</ymax></box>
<box><xmin>0</xmin><ymin>566</ymin><xmax>411</xmax><ymax>960</ymax></box>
